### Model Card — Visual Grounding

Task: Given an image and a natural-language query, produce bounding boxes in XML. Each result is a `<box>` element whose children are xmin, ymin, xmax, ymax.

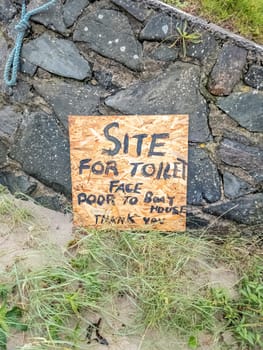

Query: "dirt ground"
<box><xmin>0</xmin><ymin>193</ymin><xmax>239</xmax><ymax>350</ymax></box>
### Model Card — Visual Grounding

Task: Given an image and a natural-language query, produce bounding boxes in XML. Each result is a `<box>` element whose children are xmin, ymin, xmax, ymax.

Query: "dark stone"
<box><xmin>208</xmin><ymin>43</ymin><xmax>247</xmax><ymax>96</ymax></box>
<box><xmin>244</xmin><ymin>65</ymin><xmax>263</xmax><ymax>90</ymax></box>
<box><xmin>0</xmin><ymin>172</ymin><xmax>37</xmax><ymax>195</ymax></box>
<box><xmin>105</xmin><ymin>62</ymin><xmax>210</xmax><ymax>142</ymax></box>
<box><xmin>22</xmin><ymin>33</ymin><xmax>91</xmax><ymax>80</ymax></box>
<box><xmin>149</xmin><ymin>44</ymin><xmax>179</xmax><ymax>61</ymax></box>
<box><xmin>111</xmin><ymin>0</ymin><xmax>150</xmax><ymax>21</ymax></box>
<box><xmin>0</xmin><ymin>107</ymin><xmax>22</xmax><ymax>142</ymax></box>
<box><xmin>186</xmin><ymin>31</ymin><xmax>218</xmax><ymax>61</ymax></box>
<box><xmin>140</xmin><ymin>13</ymin><xmax>180</xmax><ymax>41</ymax></box>
<box><xmin>218</xmin><ymin>138</ymin><xmax>263</xmax><ymax>184</ymax></box>
<box><xmin>217</xmin><ymin>92</ymin><xmax>263</xmax><ymax>132</ymax></box>
<box><xmin>0</xmin><ymin>140</ymin><xmax>8</xmax><ymax>165</ymax></box>
<box><xmin>187</xmin><ymin>147</ymin><xmax>221</xmax><ymax>205</ymax></box>
<box><xmin>63</xmin><ymin>0</ymin><xmax>90</xmax><ymax>28</ymax></box>
<box><xmin>28</xmin><ymin>0</ymin><xmax>67</xmax><ymax>34</ymax></box>
<box><xmin>186</xmin><ymin>213</ymin><xmax>209</xmax><ymax>229</ymax></box>
<box><xmin>223</xmin><ymin>172</ymin><xmax>254</xmax><ymax>199</ymax></box>
<box><xmin>9</xmin><ymin>112</ymin><xmax>71</xmax><ymax>196</ymax></box>
<box><xmin>34</xmin><ymin>195</ymin><xmax>63</xmax><ymax>211</ymax></box>
<box><xmin>204</xmin><ymin>193</ymin><xmax>263</xmax><ymax>225</ymax></box>
<box><xmin>74</xmin><ymin>9</ymin><xmax>143</xmax><ymax>71</ymax></box>
<box><xmin>0</xmin><ymin>0</ymin><xmax>16</xmax><ymax>21</ymax></box>
<box><xmin>34</xmin><ymin>79</ymin><xmax>101</xmax><ymax>129</ymax></box>
<box><xmin>94</xmin><ymin>70</ymin><xmax>114</xmax><ymax>89</ymax></box>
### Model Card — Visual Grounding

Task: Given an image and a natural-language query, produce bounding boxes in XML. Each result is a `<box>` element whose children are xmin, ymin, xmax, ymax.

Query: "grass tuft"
<box><xmin>0</xmin><ymin>186</ymin><xmax>33</xmax><ymax>227</ymax></box>
<box><xmin>16</xmin><ymin>264</ymin><xmax>103</xmax><ymax>346</ymax></box>
<box><xmin>200</xmin><ymin>0</ymin><xmax>263</xmax><ymax>40</ymax></box>
<box><xmin>0</xmin><ymin>225</ymin><xmax>262</xmax><ymax>349</ymax></box>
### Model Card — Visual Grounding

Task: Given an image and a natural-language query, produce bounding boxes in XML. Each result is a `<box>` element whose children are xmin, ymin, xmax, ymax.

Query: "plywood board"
<box><xmin>69</xmin><ymin>115</ymin><xmax>189</xmax><ymax>231</ymax></box>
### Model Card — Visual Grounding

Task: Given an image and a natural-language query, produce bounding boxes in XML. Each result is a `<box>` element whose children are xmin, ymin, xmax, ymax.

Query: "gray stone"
<box><xmin>223</xmin><ymin>172</ymin><xmax>254</xmax><ymax>199</ymax></box>
<box><xmin>149</xmin><ymin>44</ymin><xmax>179</xmax><ymax>61</ymax></box>
<box><xmin>63</xmin><ymin>0</ymin><xmax>90</xmax><ymax>28</ymax></box>
<box><xmin>9</xmin><ymin>112</ymin><xmax>71</xmax><ymax>196</ymax></box>
<box><xmin>217</xmin><ymin>92</ymin><xmax>263</xmax><ymax>132</ymax></box>
<box><xmin>34</xmin><ymin>195</ymin><xmax>63</xmax><ymax>211</ymax></box>
<box><xmin>0</xmin><ymin>33</ymin><xmax>8</xmax><ymax>92</ymax></box>
<box><xmin>0</xmin><ymin>107</ymin><xmax>22</xmax><ymax>142</ymax></box>
<box><xmin>0</xmin><ymin>140</ymin><xmax>7</xmax><ymax>165</ymax></box>
<box><xmin>208</xmin><ymin>43</ymin><xmax>247</xmax><ymax>96</ymax></box>
<box><xmin>34</xmin><ymin>79</ymin><xmax>101</xmax><ymax>129</ymax></box>
<box><xmin>105</xmin><ymin>62</ymin><xmax>210</xmax><ymax>142</ymax></box>
<box><xmin>140</xmin><ymin>13</ymin><xmax>180</xmax><ymax>41</ymax></box>
<box><xmin>204</xmin><ymin>193</ymin><xmax>263</xmax><ymax>225</ymax></box>
<box><xmin>218</xmin><ymin>138</ymin><xmax>263</xmax><ymax>184</ymax></box>
<box><xmin>22</xmin><ymin>33</ymin><xmax>91</xmax><ymax>80</ymax></box>
<box><xmin>187</xmin><ymin>147</ymin><xmax>221</xmax><ymax>205</ymax></box>
<box><xmin>0</xmin><ymin>172</ymin><xmax>37</xmax><ymax>195</ymax></box>
<box><xmin>28</xmin><ymin>0</ymin><xmax>67</xmax><ymax>34</ymax></box>
<box><xmin>74</xmin><ymin>9</ymin><xmax>143</xmax><ymax>71</ymax></box>
<box><xmin>223</xmin><ymin>130</ymin><xmax>257</xmax><ymax>147</ymax></box>
<box><xmin>208</xmin><ymin>103</ymin><xmax>238</xmax><ymax>137</ymax></box>
<box><xmin>186</xmin><ymin>213</ymin><xmax>209</xmax><ymax>229</ymax></box>
<box><xmin>111</xmin><ymin>0</ymin><xmax>150</xmax><ymax>22</ymax></box>
<box><xmin>0</xmin><ymin>0</ymin><xmax>16</xmax><ymax>21</ymax></box>
<box><xmin>186</xmin><ymin>31</ymin><xmax>218</xmax><ymax>60</ymax></box>
<box><xmin>5</xmin><ymin>15</ymin><xmax>20</xmax><ymax>41</ymax></box>
<box><xmin>21</xmin><ymin>58</ymin><xmax>37</xmax><ymax>77</ymax></box>
<box><xmin>9</xmin><ymin>81</ymin><xmax>33</xmax><ymax>104</ymax></box>
<box><xmin>244</xmin><ymin>65</ymin><xmax>263</xmax><ymax>90</ymax></box>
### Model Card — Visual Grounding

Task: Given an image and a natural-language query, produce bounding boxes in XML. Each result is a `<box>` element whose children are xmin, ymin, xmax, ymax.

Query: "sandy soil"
<box><xmin>0</xmin><ymin>193</ymin><xmax>238</xmax><ymax>350</ymax></box>
<box><xmin>0</xmin><ymin>196</ymin><xmax>73</xmax><ymax>271</ymax></box>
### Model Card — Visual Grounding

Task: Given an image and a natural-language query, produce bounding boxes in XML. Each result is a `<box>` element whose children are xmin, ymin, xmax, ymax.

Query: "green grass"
<box><xmin>1</xmin><ymin>230</ymin><xmax>261</xmax><ymax>349</ymax></box>
<box><xmin>19</xmin><ymin>265</ymin><xmax>102</xmax><ymax>346</ymax></box>
<box><xmin>163</xmin><ymin>0</ymin><xmax>187</xmax><ymax>8</ymax></box>
<box><xmin>201</xmin><ymin>0</ymin><xmax>263</xmax><ymax>41</ymax></box>
<box><xmin>0</xmin><ymin>284</ymin><xmax>28</xmax><ymax>350</ymax></box>
<box><xmin>0</xmin><ymin>186</ymin><xmax>32</xmax><ymax>227</ymax></box>
<box><xmin>70</xmin><ymin>231</ymin><xmax>263</xmax><ymax>348</ymax></box>
<box><xmin>0</xmin><ymin>190</ymin><xmax>262</xmax><ymax>349</ymax></box>
<box><xmin>209</xmin><ymin>260</ymin><xmax>263</xmax><ymax>349</ymax></box>
<box><xmin>164</xmin><ymin>0</ymin><xmax>263</xmax><ymax>43</ymax></box>
<box><xmin>76</xmin><ymin>231</ymin><xmax>215</xmax><ymax>331</ymax></box>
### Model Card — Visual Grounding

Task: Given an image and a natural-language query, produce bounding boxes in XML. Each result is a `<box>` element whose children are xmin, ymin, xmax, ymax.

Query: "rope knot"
<box><xmin>15</xmin><ymin>18</ymin><xmax>30</xmax><ymax>32</ymax></box>
<box><xmin>4</xmin><ymin>0</ymin><xmax>57</xmax><ymax>87</ymax></box>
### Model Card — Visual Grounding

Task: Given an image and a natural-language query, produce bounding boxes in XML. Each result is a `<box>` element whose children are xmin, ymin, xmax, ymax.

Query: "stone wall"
<box><xmin>0</xmin><ymin>0</ymin><xmax>262</xmax><ymax>232</ymax></box>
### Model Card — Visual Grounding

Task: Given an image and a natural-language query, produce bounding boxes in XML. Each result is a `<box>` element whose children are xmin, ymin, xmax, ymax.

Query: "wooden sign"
<box><xmin>69</xmin><ymin>115</ymin><xmax>189</xmax><ymax>231</ymax></box>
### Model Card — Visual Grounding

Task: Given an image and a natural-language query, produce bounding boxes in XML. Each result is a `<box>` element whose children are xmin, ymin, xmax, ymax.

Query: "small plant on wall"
<box><xmin>164</xmin><ymin>21</ymin><xmax>202</xmax><ymax>56</ymax></box>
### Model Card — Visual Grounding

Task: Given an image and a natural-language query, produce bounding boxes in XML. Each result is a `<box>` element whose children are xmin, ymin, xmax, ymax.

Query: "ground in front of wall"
<box><xmin>0</xmin><ymin>188</ymin><xmax>262</xmax><ymax>350</ymax></box>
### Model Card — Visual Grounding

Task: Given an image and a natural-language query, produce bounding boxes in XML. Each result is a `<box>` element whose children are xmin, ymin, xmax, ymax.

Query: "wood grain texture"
<box><xmin>69</xmin><ymin>115</ymin><xmax>189</xmax><ymax>231</ymax></box>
